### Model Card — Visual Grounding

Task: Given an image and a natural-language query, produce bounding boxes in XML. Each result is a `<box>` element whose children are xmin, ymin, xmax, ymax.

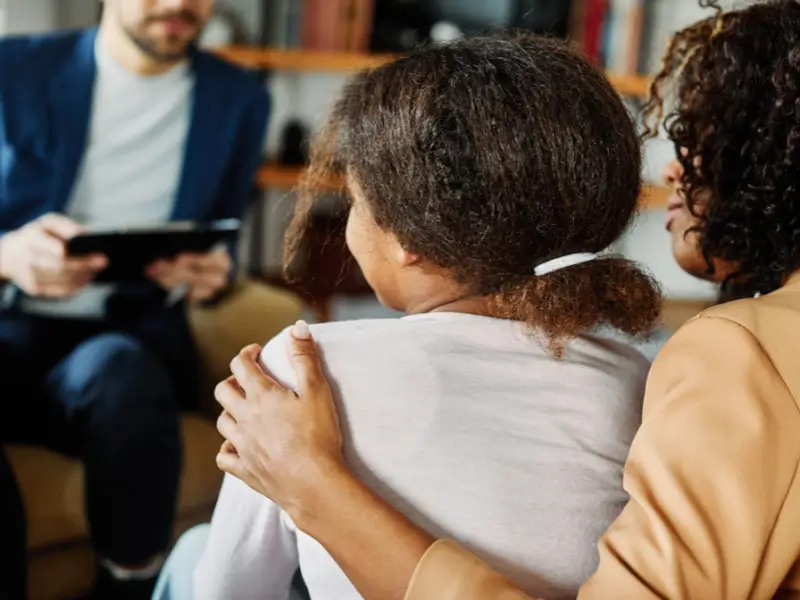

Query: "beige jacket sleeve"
<box><xmin>405</xmin><ymin>316</ymin><xmax>800</xmax><ymax>600</ymax></box>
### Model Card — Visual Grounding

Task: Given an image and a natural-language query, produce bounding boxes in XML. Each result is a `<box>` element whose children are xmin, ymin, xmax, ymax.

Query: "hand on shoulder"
<box><xmin>214</xmin><ymin>321</ymin><xmax>348</xmax><ymax>527</ymax></box>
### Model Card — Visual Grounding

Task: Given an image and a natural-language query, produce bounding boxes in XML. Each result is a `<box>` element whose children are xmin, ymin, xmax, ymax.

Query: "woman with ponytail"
<box><xmin>166</xmin><ymin>30</ymin><xmax>663</xmax><ymax>600</ymax></box>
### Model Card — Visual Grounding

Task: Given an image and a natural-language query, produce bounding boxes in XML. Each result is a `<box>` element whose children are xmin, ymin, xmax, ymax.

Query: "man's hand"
<box><xmin>215</xmin><ymin>322</ymin><xmax>347</xmax><ymax>524</ymax></box>
<box><xmin>0</xmin><ymin>213</ymin><xmax>107</xmax><ymax>298</ymax></box>
<box><xmin>146</xmin><ymin>247</ymin><xmax>232</xmax><ymax>302</ymax></box>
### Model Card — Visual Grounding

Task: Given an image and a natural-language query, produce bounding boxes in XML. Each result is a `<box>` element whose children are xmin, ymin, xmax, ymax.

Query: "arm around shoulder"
<box><xmin>406</xmin><ymin>315</ymin><xmax>800</xmax><ymax>600</ymax></box>
<box><xmin>404</xmin><ymin>540</ymin><xmax>536</xmax><ymax>600</ymax></box>
<box><xmin>579</xmin><ymin>315</ymin><xmax>800</xmax><ymax>599</ymax></box>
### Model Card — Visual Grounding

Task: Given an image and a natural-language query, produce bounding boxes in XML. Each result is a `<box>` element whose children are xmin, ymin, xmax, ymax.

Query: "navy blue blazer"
<box><xmin>0</xmin><ymin>28</ymin><xmax>270</xmax><ymax>254</ymax></box>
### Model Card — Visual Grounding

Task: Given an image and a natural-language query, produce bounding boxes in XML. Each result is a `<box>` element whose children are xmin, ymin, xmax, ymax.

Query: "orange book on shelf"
<box><xmin>625</xmin><ymin>0</ymin><xmax>645</xmax><ymax>75</ymax></box>
<box><xmin>568</xmin><ymin>0</ymin><xmax>588</xmax><ymax>51</ymax></box>
<box><xmin>344</xmin><ymin>0</ymin><xmax>375</xmax><ymax>52</ymax></box>
<box><xmin>301</xmin><ymin>0</ymin><xmax>350</xmax><ymax>51</ymax></box>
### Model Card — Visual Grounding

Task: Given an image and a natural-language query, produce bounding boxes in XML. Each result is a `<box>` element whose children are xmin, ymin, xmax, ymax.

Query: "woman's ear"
<box><xmin>392</xmin><ymin>237</ymin><xmax>420</xmax><ymax>267</ymax></box>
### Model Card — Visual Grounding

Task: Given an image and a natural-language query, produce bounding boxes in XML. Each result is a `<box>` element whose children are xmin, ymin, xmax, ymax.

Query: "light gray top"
<box><xmin>20</xmin><ymin>37</ymin><xmax>192</xmax><ymax>318</ymax></box>
<box><xmin>196</xmin><ymin>313</ymin><xmax>649</xmax><ymax>600</ymax></box>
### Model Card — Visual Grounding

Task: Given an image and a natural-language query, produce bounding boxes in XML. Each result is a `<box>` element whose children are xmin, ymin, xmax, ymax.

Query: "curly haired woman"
<box><xmin>157</xmin><ymin>1</ymin><xmax>800</xmax><ymax>599</ymax></box>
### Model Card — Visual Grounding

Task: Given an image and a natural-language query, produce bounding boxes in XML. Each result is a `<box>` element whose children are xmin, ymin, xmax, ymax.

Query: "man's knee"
<box><xmin>69</xmin><ymin>332</ymin><xmax>171</xmax><ymax>396</ymax></box>
<box><xmin>48</xmin><ymin>332</ymin><xmax>177</xmax><ymax>419</ymax></box>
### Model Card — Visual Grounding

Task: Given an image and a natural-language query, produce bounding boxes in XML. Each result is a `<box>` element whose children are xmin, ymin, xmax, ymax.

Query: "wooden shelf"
<box><xmin>215</xmin><ymin>46</ymin><xmax>651</xmax><ymax>98</ymax></box>
<box><xmin>215</xmin><ymin>47</ymin><xmax>395</xmax><ymax>73</ymax></box>
<box><xmin>256</xmin><ymin>164</ymin><xmax>331</xmax><ymax>191</ymax></box>
<box><xmin>256</xmin><ymin>164</ymin><xmax>671</xmax><ymax>209</ymax></box>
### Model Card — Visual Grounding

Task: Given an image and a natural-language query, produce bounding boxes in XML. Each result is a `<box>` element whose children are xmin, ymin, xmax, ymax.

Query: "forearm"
<box><xmin>289</xmin><ymin>463</ymin><xmax>435</xmax><ymax>600</ymax></box>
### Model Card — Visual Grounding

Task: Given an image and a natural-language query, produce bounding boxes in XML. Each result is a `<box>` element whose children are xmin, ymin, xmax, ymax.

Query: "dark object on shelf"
<box><xmin>513</xmin><ymin>0</ymin><xmax>573</xmax><ymax>38</ymax></box>
<box><xmin>279</xmin><ymin>120</ymin><xmax>311</xmax><ymax>166</ymax></box>
<box><xmin>369</xmin><ymin>0</ymin><xmax>573</xmax><ymax>52</ymax></box>
<box><xmin>370</xmin><ymin>0</ymin><xmax>432</xmax><ymax>53</ymax></box>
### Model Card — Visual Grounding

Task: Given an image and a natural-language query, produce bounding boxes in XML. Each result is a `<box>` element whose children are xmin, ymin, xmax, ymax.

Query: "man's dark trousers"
<box><xmin>0</xmin><ymin>296</ymin><xmax>197</xmax><ymax>599</ymax></box>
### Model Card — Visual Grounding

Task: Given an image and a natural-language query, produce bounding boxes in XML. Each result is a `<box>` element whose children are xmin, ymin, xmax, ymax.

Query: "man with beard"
<box><xmin>0</xmin><ymin>1</ymin><xmax>270</xmax><ymax>598</ymax></box>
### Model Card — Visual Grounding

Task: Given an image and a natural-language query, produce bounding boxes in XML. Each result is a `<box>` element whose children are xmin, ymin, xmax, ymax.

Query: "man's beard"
<box><xmin>125</xmin><ymin>29</ymin><xmax>198</xmax><ymax>62</ymax></box>
<box><xmin>123</xmin><ymin>12</ymin><xmax>201</xmax><ymax>63</ymax></box>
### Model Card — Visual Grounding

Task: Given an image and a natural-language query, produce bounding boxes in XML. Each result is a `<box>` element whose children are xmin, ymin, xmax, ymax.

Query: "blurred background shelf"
<box><xmin>215</xmin><ymin>46</ymin><xmax>395</xmax><ymax>72</ymax></box>
<box><xmin>255</xmin><ymin>164</ymin><xmax>332</xmax><ymax>191</ymax></box>
<box><xmin>213</xmin><ymin>0</ymin><xmax>718</xmax><ymax>316</ymax></box>
<box><xmin>216</xmin><ymin>46</ymin><xmax>652</xmax><ymax>98</ymax></box>
<box><xmin>256</xmin><ymin>163</ymin><xmax>671</xmax><ymax>208</ymax></box>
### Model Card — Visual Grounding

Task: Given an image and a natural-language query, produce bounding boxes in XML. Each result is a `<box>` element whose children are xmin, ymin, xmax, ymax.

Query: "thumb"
<box><xmin>38</xmin><ymin>213</ymin><xmax>84</xmax><ymax>240</ymax></box>
<box><xmin>287</xmin><ymin>320</ymin><xmax>327</xmax><ymax>396</ymax></box>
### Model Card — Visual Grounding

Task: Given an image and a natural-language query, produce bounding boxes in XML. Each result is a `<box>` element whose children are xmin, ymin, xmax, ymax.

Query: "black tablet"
<box><xmin>66</xmin><ymin>219</ymin><xmax>241</xmax><ymax>283</ymax></box>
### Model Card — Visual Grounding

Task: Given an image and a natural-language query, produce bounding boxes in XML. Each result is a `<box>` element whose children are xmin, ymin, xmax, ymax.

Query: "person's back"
<box><xmin>255</xmin><ymin>314</ymin><xmax>648</xmax><ymax>598</ymax></box>
<box><xmin>193</xmin><ymin>31</ymin><xmax>663</xmax><ymax>600</ymax></box>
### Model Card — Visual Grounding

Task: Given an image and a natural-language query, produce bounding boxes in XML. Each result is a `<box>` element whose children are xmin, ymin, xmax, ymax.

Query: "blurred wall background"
<box><xmin>0</xmin><ymin>0</ymin><xmax>754</xmax><ymax>301</ymax></box>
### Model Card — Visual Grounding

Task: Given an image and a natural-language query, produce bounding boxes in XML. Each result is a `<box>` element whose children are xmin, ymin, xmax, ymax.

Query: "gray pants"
<box><xmin>152</xmin><ymin>524</ymin><xmax>308</xmax><ymax>600</ymax></box>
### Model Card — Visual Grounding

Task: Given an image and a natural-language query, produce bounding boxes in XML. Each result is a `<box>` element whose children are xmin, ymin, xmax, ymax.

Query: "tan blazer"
<box><xmin>405</xmin><ymin>273</ymin><xmax>800</xmax><ymax>600</ymax></box>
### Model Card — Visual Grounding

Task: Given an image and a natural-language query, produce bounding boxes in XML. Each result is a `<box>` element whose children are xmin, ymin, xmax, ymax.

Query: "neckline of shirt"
<box><xmin>94</xmin><ymin>36</ymin><xmax>190</xmax><ymax>85</ymax></box>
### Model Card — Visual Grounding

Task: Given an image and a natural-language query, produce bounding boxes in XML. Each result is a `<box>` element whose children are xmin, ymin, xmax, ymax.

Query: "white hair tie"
<box><xmin>534</xmin><ymin>253</ymin><xmax>598</xmax><ymax>276</ymax></box>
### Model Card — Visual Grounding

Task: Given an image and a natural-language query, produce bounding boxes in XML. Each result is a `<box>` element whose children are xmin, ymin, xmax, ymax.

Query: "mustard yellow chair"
<box><xmin>4</xmin><ymin>280</ymin><xmax>303</xmax><ymax>600</ymax></box>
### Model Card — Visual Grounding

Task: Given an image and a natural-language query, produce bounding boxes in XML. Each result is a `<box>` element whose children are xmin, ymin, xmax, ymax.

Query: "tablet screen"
<box><xmin>66</xmin><ymin>219</ymin><xmax>242</xmax><ymax>283</ymax></box>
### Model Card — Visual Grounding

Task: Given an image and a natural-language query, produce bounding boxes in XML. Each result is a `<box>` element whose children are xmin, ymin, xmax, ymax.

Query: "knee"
<box><xmin>54</xmin><ymin>333</ymin><xmax>176</xmax><ymax>417</ymax></box>
<box><xmin>155</xmin><ymin>525</ymin><xmax>211</xmax><ymax>600</ymax></box>
<box><xmin>173</xmin><ymin>524</ymin><xmax>211</xmax><ymax>560</ymax></box>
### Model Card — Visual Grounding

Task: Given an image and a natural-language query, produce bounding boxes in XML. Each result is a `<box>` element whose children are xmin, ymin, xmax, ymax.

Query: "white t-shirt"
<box><xmin>20</xmin><ymin>38</ymin><xmax>193</xmax><ymax>318</ymax></box>
<box><xmin>196</xmin><ymin>313</ymin><xmax>649</xmax><ymax>600</ymax></box>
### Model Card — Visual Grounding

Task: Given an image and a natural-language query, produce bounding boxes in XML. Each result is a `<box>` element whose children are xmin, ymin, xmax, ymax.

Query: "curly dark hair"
<box><xmin>643</xmin><ymin>0</ymin><xmax>800</xmax><ymax>296</ymax></box>
<box><xmin>285</xmin><ymin>32</ymin><xmax>661</xmax><ymax>351</ymax></box>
